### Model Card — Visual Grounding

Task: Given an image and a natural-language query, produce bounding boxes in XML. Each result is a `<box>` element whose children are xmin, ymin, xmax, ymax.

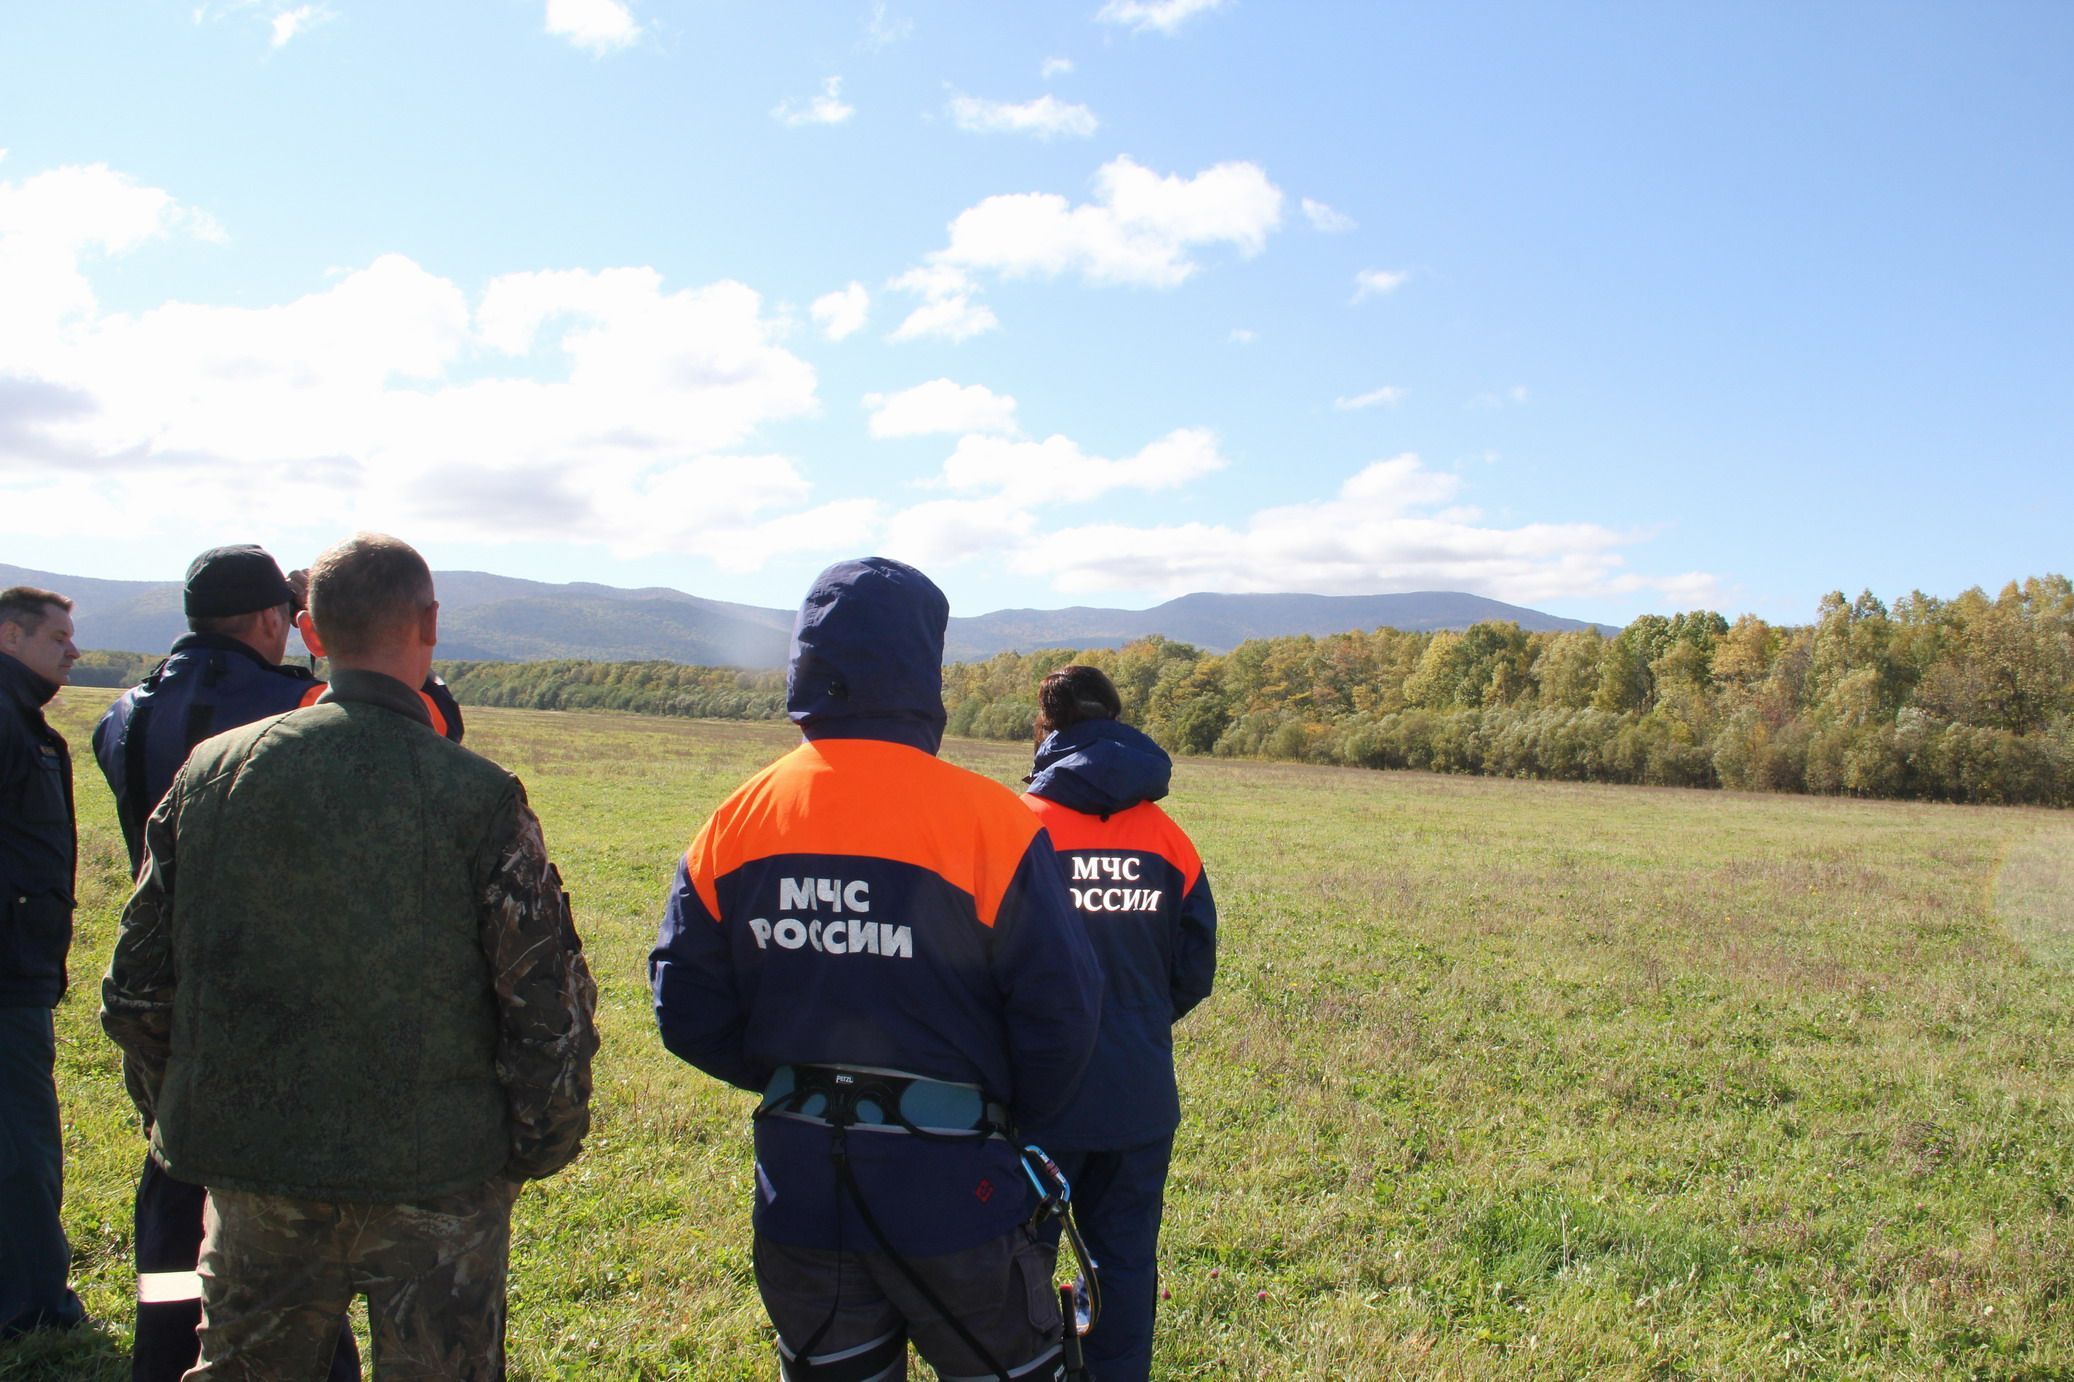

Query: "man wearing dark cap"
<box><xmin>103</xmin><ymin>532</ymin><xmax>595</xmax><ymax>1380</ymax></box>
<box><xmin>0</xmin><ymin>585</ymin><xmax>86</xmax><ymax>1341</ymax></box>
<box><xmin>92</xmin><ymin>543</ymin><xmax>459</xmax><ymax>1382</ymax></box>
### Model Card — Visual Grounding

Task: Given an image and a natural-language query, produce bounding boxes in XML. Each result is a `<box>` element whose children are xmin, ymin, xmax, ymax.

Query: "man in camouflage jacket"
<box><xmin>101</xmin><ymin>534</ymin><xmax>597</xmax><ymax>1380</ymax></box>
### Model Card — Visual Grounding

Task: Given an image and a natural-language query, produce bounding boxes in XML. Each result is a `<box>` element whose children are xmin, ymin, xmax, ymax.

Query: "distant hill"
<box><xmin>2</xmin><ymin>563</ymin><xmax>1614</xmax><ymax>667</ymax></box>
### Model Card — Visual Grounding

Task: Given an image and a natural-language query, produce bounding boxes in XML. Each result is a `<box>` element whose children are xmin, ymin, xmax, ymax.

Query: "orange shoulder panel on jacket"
<box><xmin>1023</xmin><ymin>794</ymin><xmax>1203</xmax><ymax>891</ymax></box>
<box><xmin>298</xmin><ymin>683</ymin><xmax>325</xmax><ymax>709</ymax></box>
<box><xmin>684</xmin><ymin>739</ymin><xmax>1042</xmax><ymax>927</ymax></box>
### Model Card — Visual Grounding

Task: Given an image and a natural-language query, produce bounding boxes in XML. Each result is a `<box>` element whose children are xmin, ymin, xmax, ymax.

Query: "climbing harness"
<box><xmin>757</xmin><ymin>1065</ymin><xmax>1103</xmax><ymax>1381</ymax></box>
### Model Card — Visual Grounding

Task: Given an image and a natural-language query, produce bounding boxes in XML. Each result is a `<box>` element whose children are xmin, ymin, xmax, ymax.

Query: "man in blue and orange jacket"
<box><xmin>651</xmin><ymin>557</ymin><xmax>1102</xmax><ymax>1381</ymax></box>
<box><xmin>1020</xmin><ymin>665</ymin><xmax>1217</xmax><ymax>1382</ymax></box>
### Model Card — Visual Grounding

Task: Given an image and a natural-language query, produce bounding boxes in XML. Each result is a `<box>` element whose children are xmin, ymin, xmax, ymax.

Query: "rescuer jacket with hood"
<box><xmin>0</xmin><ymin>650</ymin><xmax>74</xmax><ymax>1008</ymax></box>
<box><xmin>93</xmin><ymin>633</ymin><xmax>464</xmax><ymax>872</ymax></box>
<box><xmin>1021</xmin><ymin>717</ymin><xmax>1218</xmax><ymax>1150</ymax></box>
<box><xmin>650</xmin><ymin>558</ymin><xmax>1102</xmax><ymax>1256</ymax></box>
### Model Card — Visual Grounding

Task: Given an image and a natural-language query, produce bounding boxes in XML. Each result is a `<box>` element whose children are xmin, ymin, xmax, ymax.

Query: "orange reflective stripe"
<box><xmin>684</xmin><ymin>739</ymin><xmax>1042</xmax><ymax>927</ymax></box>
<box><xmin>298</xmin><ymin>683</ymin><xmax>325</xmax><ymax>709</ymax></box>
<box><xmin>1023</xmin><ymin>794</ymin><xmax>1203</xmax><ymax>892</ymax></box>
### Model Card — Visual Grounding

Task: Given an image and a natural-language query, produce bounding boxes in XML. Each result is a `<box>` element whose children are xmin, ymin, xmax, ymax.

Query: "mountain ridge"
<box><xmin>1</xmin><ymin>563</ymin><xmax>1616</xmax><ymax>666</ymax></box>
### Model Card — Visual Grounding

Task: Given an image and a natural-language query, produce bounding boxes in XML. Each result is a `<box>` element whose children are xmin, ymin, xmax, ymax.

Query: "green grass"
<box><xmin>8</xmin><ymin>689</ymin><xmax>2074</xmax><ymax>1379</ymax></box>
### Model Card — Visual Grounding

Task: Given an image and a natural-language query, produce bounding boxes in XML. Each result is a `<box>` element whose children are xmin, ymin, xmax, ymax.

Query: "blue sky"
<box><xmin>1</xmin><ymin>0</ymin><xmax>2067</xmax><ymax>628</ymax></box>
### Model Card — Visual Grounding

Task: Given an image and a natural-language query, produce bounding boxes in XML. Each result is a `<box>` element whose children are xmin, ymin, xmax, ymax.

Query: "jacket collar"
<box><xmin>315</xmin><ymin>669</ymin><xmax>431</xmax><ymax>728</ymax></box>
<box><xmin>164</xmin><ymin>631</ymin><xmax>310</xmax><ymax>679</ymax></box>
<box><xmin>0</xmin><ymin>649</ymin><xmax>59</xmax><ymax>712</ymax></box>
<box><xmin>1027</xmin><ymin>718</ymin><xmax>1172</xmax><ymax>816</ymax></box>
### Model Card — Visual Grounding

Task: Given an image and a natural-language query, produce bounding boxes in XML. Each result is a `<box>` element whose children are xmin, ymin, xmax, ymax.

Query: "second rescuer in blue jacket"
<box><xmin>1020</xmin><ymin>664</ymin><xmax>1218</xmax><ymax>1382</ymax></box>
<box><xmin>650</xmin><ymin>557</ymin><xmax>1101</xmax><ymax>1381</ymax></box>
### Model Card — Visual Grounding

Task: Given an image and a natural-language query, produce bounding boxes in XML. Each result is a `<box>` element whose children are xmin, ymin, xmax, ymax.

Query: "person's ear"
<box><xmin>296</xmin><ymin>609</ymin><xmax>327</xmax><ymax>658</ymax></box>
<box><xmin>419</xmin><ymin>600</ymin><xmax>439</xmax><ymax>649</ymax></box>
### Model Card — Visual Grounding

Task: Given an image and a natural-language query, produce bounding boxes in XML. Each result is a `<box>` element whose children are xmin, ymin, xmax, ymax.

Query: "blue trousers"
<box><xmin>0</xmin><ymin>1005</ymin><xmax>84</xmax><ymax>1338</ymax></box>
<box><xmin>1048</xmin><ymin>1136</ymin><xmax>1174</xmax><ymax>1382</ymax></box>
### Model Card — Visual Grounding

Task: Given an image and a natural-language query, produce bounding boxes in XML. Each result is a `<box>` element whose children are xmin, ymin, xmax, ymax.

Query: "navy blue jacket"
<box><xmin>93</xmin><ymin>634</ymin><xmax>463</xmax><ymax>872</ymax></box>
<box><xmin>1022</xmin><ymin>719</ymin><xmax>1217</xmax><ymax>1150</ymax></box>
<box><xmin>0</xmin><ymin>651</ymin><xmax>75</xmax><ymax>1007</ymax></box>
<box><xmin>651</xmin><ymin>559</ymin><xmax>1102</xmax><ymax>1255</ymax></box>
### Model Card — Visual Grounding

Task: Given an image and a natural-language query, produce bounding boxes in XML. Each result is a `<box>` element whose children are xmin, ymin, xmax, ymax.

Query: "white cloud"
<box><xmin>1227</xmin><ymin>328</ymin><xmax>1256</xmax><ymax>345</ymax></box>
<box><xmin>948</xmin><ymin>92</ymin><xmax>1098</xmax><ymax>139</ymax></box>
<box><xmin>1096</xmin><ymin>0</ymin><xmax>1227</xmax><ymax>35</ymax></box>
<box><xmin>865</xmin><ymin>379</ymin><xmax>1018</xmax><ymax>438</ymax></box>
<box><xmin>936</xmin><ymin>426</ymin><xmax>1227</xmax><ymax>506</ymax></box>
<box><xmin>886</xmin><ymin>265</ymin><xmax>998</xmax><ymax>343</ymax></box>
<box><xmin>1352</xmin><ymin>267</ymin><xmax>1409</xmax><ymax>301</ymax></box>
<box><xmin>268</xmin><ymin>4</ymin><xmax>334</xmax><ymax>46</ymax></box>
<box><xmin>864</xmin><ymin>3</ymin><xmax>912</xmax><ymax>49</ymax></box>
<box><xmin>1302</xmin><ymin>198</ymin><xmax>1355</xmax><ymax>233</ymax></box>
<box><xmin>925</xmin><ymin>155</ymin><xmax>1283</xmax><ymax>291</ymax></box>
<box><xmin>1009</xmin><ymin>455</ymin><xmax>1695</xmax><ymax>603</ymax></box>
<box><xmin>1334</xmin><ymin>385</ymin><xmax>1404</xmax><ymax>411</ymax></box>
<box><xmin>0</xmin><ymin>162</ymin><xmax>830</xmax><ymax>566</ymax></box>
<box><xmin>544</xmin><ymin>0</ymin><xmax>641</xmax><ymax>54</ymax></box>
<box><xmin>774</xmin><ymin>76</ymin><xmax>854</xmax><ymax>127</ymax></box>
<box><xmin>1041</xmin><ymin>57</ymin><xmax>1074</xmax><ymax>79</ymax></box>
<box><xmin>811</xmin><ymin>282</ymin><xmax>870</xmax><ymax>341</ymax></box>
<box><xmin>881</xmin><ymin>497</ymin><xmax>1038</xmax><ymax>568</ymax></box>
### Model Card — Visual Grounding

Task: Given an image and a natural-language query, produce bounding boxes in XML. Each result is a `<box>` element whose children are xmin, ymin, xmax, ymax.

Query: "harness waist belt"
<box><xmin>757</xmin><ymin>1063</ymin><xmax>1009</xmax><ymax>1138</ymax></box>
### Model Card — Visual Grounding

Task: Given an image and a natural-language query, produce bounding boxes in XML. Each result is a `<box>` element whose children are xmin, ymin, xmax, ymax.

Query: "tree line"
<box><xmin>448</xmin><ymin>577</ymin><xmax>2072</xmax><ymax>806</ymax></box>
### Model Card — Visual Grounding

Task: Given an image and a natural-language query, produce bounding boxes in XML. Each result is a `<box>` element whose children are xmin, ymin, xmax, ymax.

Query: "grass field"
<box><xmin>7</xmin><ymin>689</ymin><xmax>2074</xmax><ymax>1380</ymax></box>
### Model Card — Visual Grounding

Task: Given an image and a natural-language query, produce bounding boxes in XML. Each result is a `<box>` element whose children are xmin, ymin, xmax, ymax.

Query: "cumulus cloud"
<box><xmin>934</xmin><ymin>426</ymin><xmax>1228</xmax><ymax>507</ymax></box>
<box><xmin>1009</xmin><ymin>456</ymin><xmax>1656</xmax><ymax>600</ymax></box>
<box><xmin>1352</xmin><ymin>267</ymin><xmax>1409</xmax><ymax>301</ymax></box>
<box><xmin>1095</xmin><ymin>0</ymin><xmax>1227</xmax><ymax>35</ymax></box>
<box><xmin>1041</xmin><ymin>57</ymin><xmax>1074</xmax><ymax>78</ymax></box>
<box><xmin>811</xmin><ymin>282</ymin><xmax>869</xmax><ymax>341</ymax></box>
<box><xmin>0</xmin><ymin>161</ymin><xmax>830</xmax><ymax>566</ymax></box>
<box><xmin>886</xmin><ymin>265</ymin><xmax>998</xmax><ymax>343</ymax></box>
<box><xmin>1227</xmin><ymin>327</ymin><xmax>1256</xmax><ymax>345</ymax></box>
<box><xmin>948</xmin><ymin>92</ymin><xmax>1098</xmax><ymax>139</ymax></box>
<box><xmin>926</xmin><ymin>155</ymin><xmax>1283</xmax><ymax>290</ymax></box>
<box><xmin>1334</xmin><ymin>385</ymin><xmax>1404</xmax><ymax>411</ymax></box>
<box><xmin>544</xmin><ymin>0</ymin><xmax>641</xmax><ymax>54</ymax></box>
<box><xmin>865</xmin><ymin>379</ymin><xmax>1018</xmax><ymax>438</ymax></box>
<box><xmin>774</xmin><ymin>76</ymin><xmax>854</xmax><ymax>127</ymax></box>
<box><xmin>868</xmin><ymin>444</ymin><xmax>1703</xmax><ymax>604</ymax></box>
<box><xmin>1302</xmin><ymin>198</ymin><xmax>1355</xmax><ymax>233</ymax></box>
<box><xmin>268</xmin><ymin>4</ymin><xmax>334</xmax><ymax>46</ymax></box>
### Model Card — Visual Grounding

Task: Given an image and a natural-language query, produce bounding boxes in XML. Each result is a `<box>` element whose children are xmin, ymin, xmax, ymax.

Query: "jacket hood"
<box><xmin>0</xmin><ymin>649</ymin><xmax>59</xmax><ymax>710</ymax></box>
<box><xmin>1027</xmin><ymin>718</ymin><xmax>1171</xmax><ymax>816</ymax></box>
<box><xmin>787</xmin><ymin>558</ymin><xmax>949</xmax><ymax>754</ymax></box>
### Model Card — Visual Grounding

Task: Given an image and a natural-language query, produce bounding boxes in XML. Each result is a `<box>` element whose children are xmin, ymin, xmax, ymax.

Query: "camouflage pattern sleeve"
<box><xmin>478</xmin><ymin>785</ymin><xmax>599</xmax><ymax>1182</ymax></box>
<box><xmin>101</xmin><ymin>776</ymin><xmax>182</xmax><ymax>1127</ymax></box>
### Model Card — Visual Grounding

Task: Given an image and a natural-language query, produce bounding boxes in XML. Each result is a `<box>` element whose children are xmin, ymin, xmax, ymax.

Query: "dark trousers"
<box><xmin>1047</xmin><ymin>1137</ymin><xmax>1174</xmax><ymax>1382</ymax></box>
<box><xmin>755</xmin><ymin>1229</ymin><xmax>1064</xmax><ymax>1381</ymax></box>
<box><xmin>0</xmin><ymin>1005</ymin><xmax>84</xmax><ymax>1339</ymax></box>
<box><xmin>132</xmin><ymin>1155</ymin><xmax>362</xmax><ymax>1381</ymax></box>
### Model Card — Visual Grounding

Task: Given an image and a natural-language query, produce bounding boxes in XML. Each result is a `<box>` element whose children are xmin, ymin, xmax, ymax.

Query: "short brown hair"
<box><xmin>1035</xmin><ymin>664</ymin><xmax>1123</xmax><ymax>742</ymax></box>
<box><xmin>305</xmin><ymin>534</ymin><xmax>434</xmax><ymax>657</ymax></box>
<box><xmin>0</xmin><ymin>586</ymin><xmax>73</xmax><ymax>634</ymax></box>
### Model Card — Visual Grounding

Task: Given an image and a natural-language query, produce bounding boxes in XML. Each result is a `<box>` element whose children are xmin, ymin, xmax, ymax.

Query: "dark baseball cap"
<box><xmin>184</xmin><ymin>545</ymin><xmax>296</xmax><ymax>618</ymax></box>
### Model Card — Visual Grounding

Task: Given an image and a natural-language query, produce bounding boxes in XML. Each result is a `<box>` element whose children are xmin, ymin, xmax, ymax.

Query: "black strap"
<box><xmin>831</xmin><ymin>1126</ymin><xmax>1015</xmax><ymax>1382</ymax></box>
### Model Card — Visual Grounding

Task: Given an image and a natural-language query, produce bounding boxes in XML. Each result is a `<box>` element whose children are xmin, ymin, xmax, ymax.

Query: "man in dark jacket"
<box><xmin>652</xmin><ymin>557</ymin><xmax>1102</xmax><ymax>1381</ymax></box>
<box><xmin>0</xmin><ymin>585</ymin><xmax>85</xmax><ymax>1340</ymax></box>
<box><xmin>102</xmin><ymin>534</ymin><xmax>597</xmax><ymax>1380</ymax></box>
<box><xmin>92</xmin><ymin>543</ymin><xmax>461</xmax><ymax>1382</ymax></box>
